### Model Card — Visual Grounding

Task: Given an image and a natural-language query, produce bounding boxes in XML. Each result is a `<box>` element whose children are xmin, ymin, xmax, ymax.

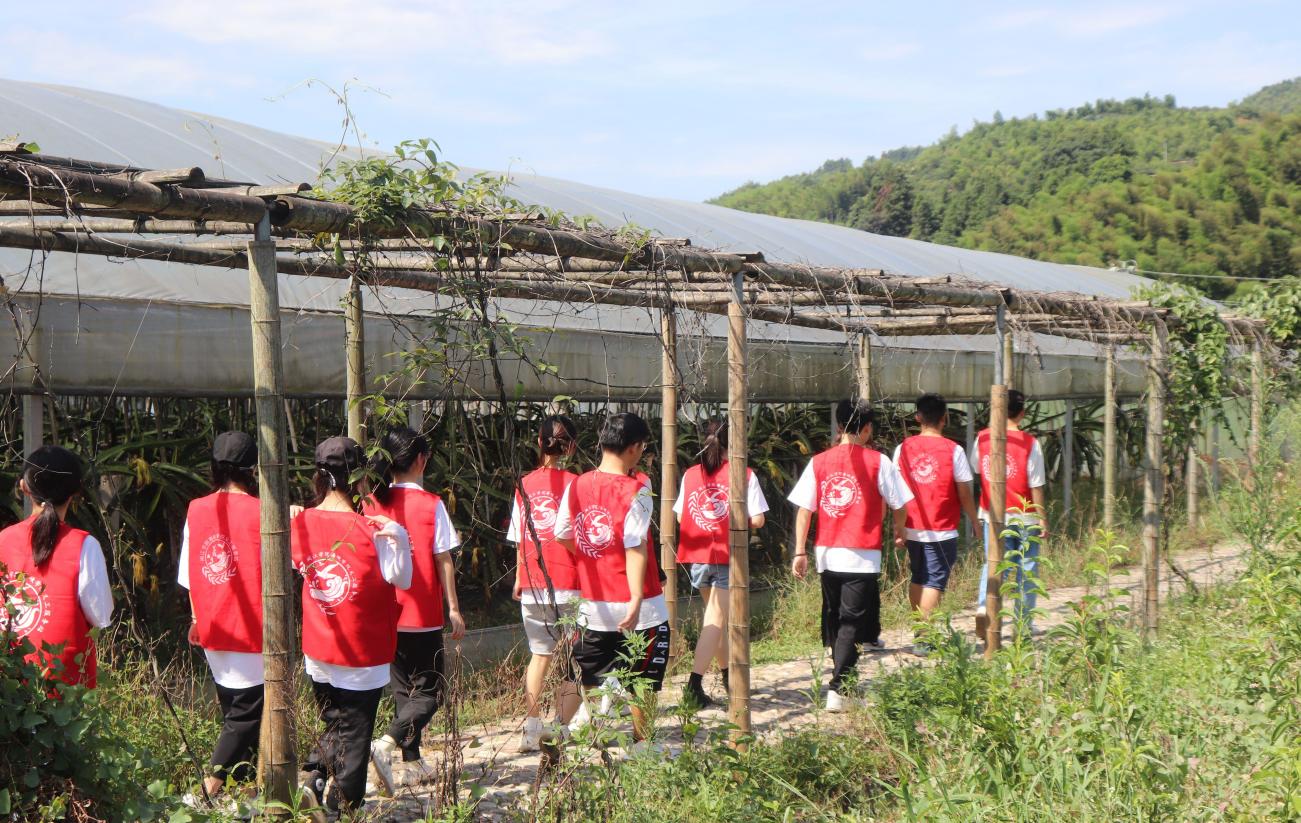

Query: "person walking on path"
<box><xmin>789</xmin><ymin>401</ymin><xmax>912</xmax><ymax>712</ymax></box>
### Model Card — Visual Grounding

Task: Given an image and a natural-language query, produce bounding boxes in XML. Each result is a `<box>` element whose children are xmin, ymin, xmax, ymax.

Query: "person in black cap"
<box><xmin>178</xmin><ymin>432</ymin><xmax>266</xmax><ymax>810</ymax></box>
<box><xmin>293</xmin><ymin>436</ymin><xmax>411</xmax><ymax>817</ymax></box>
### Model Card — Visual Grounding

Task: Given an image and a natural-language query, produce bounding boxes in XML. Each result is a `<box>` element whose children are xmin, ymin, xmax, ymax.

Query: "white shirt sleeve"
<box><xmin>623</xmin><ymin>485</ymin><xmax>654</xmax><ymax>548</ymax></box>
<box><xmin>374</xmin><ymin>521</ymin><xmax>413</xmax><ymax>590</ymax></box>
<box><xmin>877</xmin><ymin>454</ymin><xmax>915</xmax><ymax>510</ymax></box>
<box><xmin>176</xmin><ymin>520</ymin><xmax>190</xmax><ymax>589</ymax></box>
<box><xmin>787</xmin><ymin>462</ymin><xmax>817</xmax><ymax>510</ymax></box>
<box><xmin>433</xmin><ymin>500</ymin><xmax>460</xmax><ymax>554</ymax></box>
<box><xmin>672</xmin><ymin>478</ymin><xmax>686</xmax><ymax>517</ymax></box>
<box><xmin>506</xmin><ymin>495</ymin><xmax>522</xmax><ymax>544</ymax></box>
<box><xmin>78</xmin><ymin>536</ymin><xmax>114</xmax><ymax>629</ymax></box>
<box><xmin>968</xmin><ymin>441</ymin><xmax>980</xmax><ymax>474</ymax></box>
<box><xmin>953</xmin><ymin>444</ymin><xmax>974</xmax><ymax>483</ymax></box>
<box><xmin>892</xmin><ymin>444</ymin><xmax>902</xmax><ymax>464</ymax></box>
<box><xmin>1027</xmin><ymin>439</ymin><xmax>1047</xmax><ymax>488</ymax></box>
<box><xmin>746</xmin><ymin>471</ymin><xmax>770</xmax><ymax>516</ymax></box>
<box><xmin>552</xmin><ymin>485</ymin><xmax>574</xmax><ymax>540</ymax></box>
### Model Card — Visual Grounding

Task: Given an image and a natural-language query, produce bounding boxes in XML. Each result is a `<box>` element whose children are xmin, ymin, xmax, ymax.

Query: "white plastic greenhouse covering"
<box><xmin>0</xmin><ymin>79</ymin><xmax>1149</xmax><ymax>402</ymax></box>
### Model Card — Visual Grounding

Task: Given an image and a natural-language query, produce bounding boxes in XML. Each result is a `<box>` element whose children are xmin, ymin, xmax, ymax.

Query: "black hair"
<box><xmin>211</xmin><ymin>461</ymin><xmax>258</xmax><ymax>496</ymax></box>
<box><xmin>699</xmin><ymin>419</ymin><xmax>728</xmax><ymax>475</ymax></box>
<box><xmin>538</xmin><ymin>415</ymin><xmax>578</xmax><ymax>457</ymax></box>
<box><xmin>370</xmin><ymin>426</ymin><xmax>431</xmax><ymax>504</ymax></box>
<box><xmin>599</xmin><ymin>412</ymin><xmax>651</xmax><ymax>453</ymax></box>
<box><xmin>915</xmin><ymin>393</ymin><xmax>948</xmax><ymax>427</ymax></box>
<box><xmin>22</xmin><ymin>446</ymin><xmax>84</xmax><ymax>567</ymax></box>
<box><xmin>834</xmin><ymin>399</ymin><xmax>875</xmax><ymax>436</ymax></box>
<box><xmin>1008</xmin><ymin>389</ymin><xmax>1027</xmax><ymax>418</ymax></box>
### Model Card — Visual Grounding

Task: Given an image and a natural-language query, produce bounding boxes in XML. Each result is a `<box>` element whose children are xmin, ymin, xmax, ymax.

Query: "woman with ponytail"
<box><xmin>507</xmin><ymin>415</ymin><xmax>581</xmax><ymax>752</ymax></box>
<box><xmin>361</xmin><ymin>425</ymin><xmax>463</xmax><ymax>792</ymax></box>
<box><xmin>0</xmin><ymin>445</ymin><xmax>112</xmax><ymax>688</ymax></box>
<box><xmin>673</xmin><ymin>420</ymin><xmax>768</xmax><ymax>710</ymax></box>
<box><xmin>293</xmin><ymin>436</ymin><xmax>412</xmax><ymax>816</ymax></box>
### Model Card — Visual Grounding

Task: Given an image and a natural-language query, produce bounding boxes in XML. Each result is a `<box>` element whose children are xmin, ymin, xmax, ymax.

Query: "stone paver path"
<box><xmin>363</xmin><ymin>542</ymin><xmax>1245</xmax><ymax>821</ymax></box>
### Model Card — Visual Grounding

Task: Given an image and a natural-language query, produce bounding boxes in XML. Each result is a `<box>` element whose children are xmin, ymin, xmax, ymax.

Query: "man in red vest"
<box><xmin>554</xmin><ymin>412</ymin><xmax>669</xmax><ymax>742</ymax></box>
<box><xmin>969</xmin><ymin>389</ymin><xmax>1047</xmax><ymax>638</ymax></box>
<box><xmin>893</xmin><ymin>394</ymin><xmax>979</xmax><ymax>653</ymax></box>
<box><xmin>789</xmin><ymin>401</ymin><xmax>913</xmax><ymax>712</ymax></box>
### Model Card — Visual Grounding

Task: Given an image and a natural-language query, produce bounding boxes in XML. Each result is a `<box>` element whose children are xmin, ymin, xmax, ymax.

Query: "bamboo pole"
<box><xmin>247</xmin><ymin>216</ymin><xmax>297</xmax><ymax>804</ymax></box>
<box><xmin>985</xmin><ymin>305</ymin><xmax>1008</xmax><ymax>658</ymax></box>
<box><xmin>1249</xmin><ymin>339</ymin><xmax>1264</xmax><ymax>471</ymax></box>
<box><xmin>966</xmin><ymin>402</ymin><xmax>977</xmax><ymax>543</ymax></box>
<box><xmin>659</xmin><ymin>308</ymin><xmax>681</xmax><ymax>670</ymax></box>
<box><xmin>1208</xmin><ymin>415</ymin><xmax>1221</xmax><ymax>493</ymax></box>
<box><xmin>855</xmin><ymin>332</ymin><xmax>872</xmax><ymax>403</ymax></box>
<box><xmin>1186</xmin><ymin>433</ymin><xmax>1199</xmax><ymax>528</ymax></box>
<box><xmin>726</xmin><ymin>272</ymin><xmax>752</xmax><ymax>741</ymax></box>
<box><xmin>1003</xmin><ymin>327</ymin><xmax>1015</xmax><ymax>388</ymax></box>
<box><xmin>1103</xmin><ymin>345</ymin><xmax>1117</xmax><ymax>533</ymax></box>
<box><xmin>1142</xmin><ymin>323</ymin><xmax>1168</xmax><ymax>640</ymax></box>
<box><xmin>1062</xmin><ymin>400</ymin><xmax>1074</xmax><ymax>525</ymax></box>
<box><xmin>345</xmin><ymin>277</ymin><xmax>366</xmax><ymax>442</ymax></box>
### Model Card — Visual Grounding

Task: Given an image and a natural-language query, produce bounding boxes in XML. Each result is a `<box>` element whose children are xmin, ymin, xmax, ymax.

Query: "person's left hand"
<box><xmin>446</xmin><ymin>609</ymin><xmax>466</xmax><ymax>641</ymax></box>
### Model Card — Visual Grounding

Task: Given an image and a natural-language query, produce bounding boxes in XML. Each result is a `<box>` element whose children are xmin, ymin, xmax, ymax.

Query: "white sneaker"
<box><xmin>519</xmin><ymin>717</ymin><xmax>545</xmax><ymax>752</ymax></box>
<box><xmin>568</xmin><ymin>701</ymin><xmax>591</xmax><ymax>733</ymax></box>
<box><xmin>824</xmin><ymin>689</ymin><xmax>845</xmax><ymax>713</ymax></box>
<box><xmin>369</xmin><ymin>740</ymin><xmax>396</xmax><ymax>796</ymax></box>
<box><xmin>395</xmin><ymin>757</ymin><xmax>435</xmax><ymax>788</ymax></box>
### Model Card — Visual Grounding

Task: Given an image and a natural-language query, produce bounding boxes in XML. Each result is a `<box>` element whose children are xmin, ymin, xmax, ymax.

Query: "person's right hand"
<box><xmin>512</xmin><ymin>578</ymin><xmax>523</xmax><ymax>601</ymax></box>
<box><xmin>791</xmin><ymin>553</ymin><xmax>808</xmax><ymax>580</ymax></box>
<box><xmin>187</xmin><ymin>621</ymin><xmax>201</xmax><ymax>646</ymax></box>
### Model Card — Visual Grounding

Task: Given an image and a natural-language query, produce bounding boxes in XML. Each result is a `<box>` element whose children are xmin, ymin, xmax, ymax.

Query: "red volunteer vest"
<box><xmin>976</xmin><ymin>428</ymin><xmax>1036</xmax><ymax>514</ymax></box>
<box><xmin>567</xmin><ymin>471</ymin><xmax>663</xmax><ymax>603</ymax></box>
<box><xmin>898</xmin><ymin>436</ymin><xmax>962</xmax><ymax>533</ymax></box>
<box><xmin>810</xmin><ymin>444</ymin><xmax>885</xmax><ymax>550</ymax></box>
<box><xmin>185</xmin><ymin>492</ymin><xmax>263</xmax><ymax>653</ymax></box>
<box><xmin>0</xmin><ymin>518</ymin><xmax>96</xmax><ymax>687</ymax></box>
<box><xmin>291</xmin><ymin>509</ymin><xmax>399</xmax><ymax>668</ymax></box>
<box><xmin>364</xmin><ymin>487</ymin><xmax>446</xmax><ymax>630</ymax></box>
<box><xmin>515</xmin><ymin>467</ymin><xmax>580</xmax><ymax>593</ymax></box>
<box><xmin>676</xmin><ymin>462</ymin><xmax>753</xmax><ymax>565</ymax></box>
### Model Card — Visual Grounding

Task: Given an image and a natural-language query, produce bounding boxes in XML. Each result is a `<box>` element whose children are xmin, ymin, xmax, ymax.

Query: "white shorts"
<box><xmin>521</xmin><ymin>600</ymin><xmax>578</xmax><ymax>655</ymax></box>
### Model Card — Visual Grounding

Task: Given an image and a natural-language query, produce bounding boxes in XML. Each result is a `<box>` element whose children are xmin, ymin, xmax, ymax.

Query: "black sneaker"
<box><xmin>865</xmin><ymin>638</ymin><xmax>888</xmax><ymax>652</ymax></box>
<box><xmin>681</xmin><ymin>681</ymin><xmax>716</xmax><ymax>711</ymax></box>
<box><xmin>298</xmin><ymin>771</ymin><xmax>328</xmax><ymax>823</ymax></box>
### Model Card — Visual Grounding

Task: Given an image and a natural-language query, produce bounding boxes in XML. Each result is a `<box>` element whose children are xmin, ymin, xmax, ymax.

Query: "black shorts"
<box><xmin>573</xmin><ymin>622</ymin><xmax>670</xmax><ymax>691</ymax></box>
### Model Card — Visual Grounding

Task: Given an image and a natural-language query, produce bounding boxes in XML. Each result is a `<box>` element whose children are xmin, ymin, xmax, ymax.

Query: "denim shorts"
<box><xmin>906</xmin><ymin>538</ymin><xmax>959</xmax><ymax>592</ymax></box>
<box><xmin>688</xmin><ymin>562</ymin><xmax>729</xmax><ymax>590</ymax></box>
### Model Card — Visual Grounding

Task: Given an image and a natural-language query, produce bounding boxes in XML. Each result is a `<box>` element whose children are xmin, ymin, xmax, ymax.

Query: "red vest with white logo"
<box><xmin>676</xmin><ymin>462</ymin><xmax>753</xmax><ymax>565</ymax></box>
<box><xmin>567</xmin><ymin>471</ymin><xmax>663</xmax><ymax>603</ymax></box>
<box><xmin>515</xmin><ymin>467</ymin><xmax>580</xmax><ymax>593</ymax></box>
<box><xmin>976</xmin><ymin>428</ymin><xmax>1036</xmax><ymax>514</ymax></box>
<box><xmin>898</xmin><ymin>436</ymin><xmax>962</xmax><ymax>533</ymax></box>
<box><xmin>364</xmin><ymin>487</ymin><xmax>445</xmax><ymax>630</ymax></box>
<box><xmin>0</xmin><ymin>518</ymin><xmax>96</xmax><ymax>687</ymax></box>
<box><xmin>185</xmin><ymin>492</ymin><xmax>263</xmax><ymax>653</ymax></box>
<box><xmin>810</xmin><ymin>444</ymin><xmax>884</xmax><ymax>550</ymax></box>
<box><xmin>291</xmin><ymin>509</ymin><xmax>399</xmax><ymax>667</ymax></box>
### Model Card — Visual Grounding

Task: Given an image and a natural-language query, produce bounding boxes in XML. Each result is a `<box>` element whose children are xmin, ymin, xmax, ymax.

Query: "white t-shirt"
<box><xmin>553</xmin><ymin>474</ymin><xmax>668</xmax><ymax>631</ymax></box>
<box><xmin>787</xmin><ymin>451</ymin><xmax>914</xmax><ymax>574</ymax></box>
<box><xmin>389</xmin><ymin>482</ymin><xmax>460</xmax><ymax>632</ymax></box>
<box><xmin>672</xmin><ymin>468</ymin><xmax>770</xmax><ymax>522</ymax></box>
<box><xmin>302</xmin><ymin>519</ymin><xmax>412</xmax><ymax>691</ymax></box>
<box><xmin>891</xmin><ymin>442</ymin><xmax>973</xmax><ymax>543</ymax></box>
<box><xmin>966</xmin><ymin>435</ymin><xmax>1047</xmax><ymax>526</ymax></box>
<box><xmin>179</xmin><ymin>520</ymin><xmax>263</xmax><ymax>689</ymax></box>
<box><xmin>76</xmin><ymin>535</ymin><xmax>114</xmax><ymax>630</ymax></box>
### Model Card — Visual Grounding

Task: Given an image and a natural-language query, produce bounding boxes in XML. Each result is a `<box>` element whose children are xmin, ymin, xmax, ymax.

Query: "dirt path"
<box><xmin>366</xmin><ymin>541</ymin><xmax>1246</xmax><ymax>821</ymax></box>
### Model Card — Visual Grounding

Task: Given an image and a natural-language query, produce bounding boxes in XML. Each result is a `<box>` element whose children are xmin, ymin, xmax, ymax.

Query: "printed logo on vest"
<box><xmin>198</xmin><ymin>533</ymin><xmax>238</xmax><ymax>585</ymax></box>
<box><xmin>819</xmin><ymin>472</ymin><xmax>862</xmax><ymax>518</ymax></box>
<box><xmin>908</xmin><ymin>452</ymin><xmax>941</xmax><ymax>485</ymax></box>
<box><xmin>302</xmin><ymin>554</ymin><xmax>356</xmax><ymax>615</ymax></box>
<box><xmin>574</xmin><ymin>506</ymin><xmax>615</xmax><ymax>557</ymax></box>
<box><xmin>980</xmin><ymin>454</ymin><xmax>1020</xmax><ymax>481</ymax></box>
<box><xmin>687</xmin><ymin>482</ymin><xmax>728</xmax><ymax>532</ymax></box>
<box><xmin>5</xmin><ymin>577</ymin><xmax>48</xmax><ymax>639</ymax></box>
<box><xmin>526</xmin><ymin>491</ymin><xmax>560</xmax><ymax>532</ymax></box>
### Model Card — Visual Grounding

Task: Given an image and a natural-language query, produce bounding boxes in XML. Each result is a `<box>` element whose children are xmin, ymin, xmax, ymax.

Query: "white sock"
<box><xmin>374</xmin><ymin>735</ymin><xmax>396</xmax><ymax>753</ymax></box>
<box><xmin>524</xmin><ymin>716</ymin><xmax>544</xmax><ymax>732</ymax></box>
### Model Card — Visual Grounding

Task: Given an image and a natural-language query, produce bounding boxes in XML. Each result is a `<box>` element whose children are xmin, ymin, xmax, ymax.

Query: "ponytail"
<box><xmin>370</xmin><ymin>426</ymin><xmax>430</xmax><ymax>505</ymax></box>
<box><xmin>21</xmin><ymin>446</ymin><xmax>85</xmax><ymax>567</ymax></box>
<box><xmin>699</xmin><ymin>419</ymin><xmax>728</xmax><ymax>475</ymax></box>
<box><xmin>538</xmin><ymin>415</ymin><xmax>577</xmax><ymax>458</ymax></box>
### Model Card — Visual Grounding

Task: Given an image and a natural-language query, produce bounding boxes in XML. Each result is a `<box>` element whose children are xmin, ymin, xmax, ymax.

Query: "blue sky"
<box><xmin>3</xmin><ymin>1</ymin><xmax>1299</xmax><ymax>201</ymax></box>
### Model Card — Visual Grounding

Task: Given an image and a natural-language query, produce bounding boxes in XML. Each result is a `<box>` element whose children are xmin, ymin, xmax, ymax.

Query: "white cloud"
<box><xmin>988</xmin><ymin>3</ymin><xmax>1180</xmax><ymax>37</ymax></box>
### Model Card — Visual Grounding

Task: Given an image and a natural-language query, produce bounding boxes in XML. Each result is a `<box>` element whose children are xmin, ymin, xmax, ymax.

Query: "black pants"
<box><xmin>304</xmin><ymin>682</ymin><xmax>384</xmax><ymax>813</ymax></box>
<box><xmin>386</xmin><ymin>630</ymin><xmax>447</xmax><ymax>761</ymax></box>
<box><xmin>821</xmin><ymin>571</ymin><xmax>881</xmax><ymax>690</ymax></box>
<box><xmin>211</xmin><ymin>683</ymin><xmax>263</xmax><ymax>783</ymax></box>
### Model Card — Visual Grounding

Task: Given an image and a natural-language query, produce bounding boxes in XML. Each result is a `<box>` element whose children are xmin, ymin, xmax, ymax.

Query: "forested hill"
<box><xmin>711</xmin><ymin>79</ymin><xmax>1301</xmax><ymax>298</ymax></box>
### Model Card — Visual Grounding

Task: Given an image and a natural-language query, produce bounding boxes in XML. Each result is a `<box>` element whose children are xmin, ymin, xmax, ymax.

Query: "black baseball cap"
<box><xmin>315</xmin><ymin>436</ymin><xmax>362</xmax><ymax>472</ymax></box>
<box><xmin>212</xmin><ymin>431</ymin><xmax>257</xmax><ymax>468</ymax></box>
